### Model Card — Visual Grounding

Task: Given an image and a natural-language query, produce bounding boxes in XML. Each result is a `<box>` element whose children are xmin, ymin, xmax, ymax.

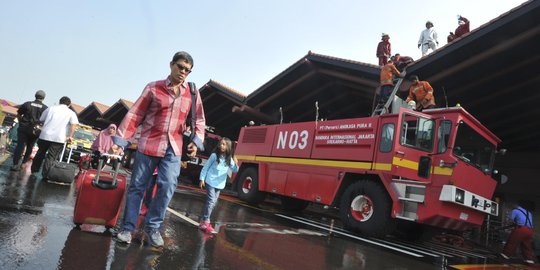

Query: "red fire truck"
<box><xmin>233</xmin><ymin>106</ymin><xmax>503</xmax><ymax>236</ymax></box>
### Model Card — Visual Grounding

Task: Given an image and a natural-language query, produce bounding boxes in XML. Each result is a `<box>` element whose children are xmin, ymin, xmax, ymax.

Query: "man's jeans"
<box><xmin>121</xmin><ymin>145</ymin><xmax>180</xmax><ymax>232</ymax></box>
<box><xmin>201</xmin><ymin>185</ymin><xmax>221</xmax><ymax>222</ymax></box>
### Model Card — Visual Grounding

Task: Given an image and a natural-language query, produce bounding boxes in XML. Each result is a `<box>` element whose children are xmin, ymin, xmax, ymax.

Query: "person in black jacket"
<box><xmin>11</xmin><ymin>90</ymin><xmax>48</xmax><ymax>171</ymax></box>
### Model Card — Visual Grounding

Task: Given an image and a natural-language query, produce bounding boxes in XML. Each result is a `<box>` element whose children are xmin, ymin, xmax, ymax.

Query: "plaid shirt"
<box><xmin>118</xmin><ymin>78</ymin><xmax>205</xmax><ymax>157</ymax></box>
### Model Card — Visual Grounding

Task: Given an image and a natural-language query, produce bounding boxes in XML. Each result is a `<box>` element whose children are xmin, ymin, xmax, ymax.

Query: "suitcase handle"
<box><xmin>59</xmin><ymin>142</ymin><xmax>74</xmax><ymax>163</ymax></box>
<box><xmin>92</xmin><ymin>177</ymin><xmax>119</xmax><ymax>190</ymax></box>
<box><xmin>92</xmin><ymin>153</ymin><xmax>123</xmax><ymax>189</ymax></box>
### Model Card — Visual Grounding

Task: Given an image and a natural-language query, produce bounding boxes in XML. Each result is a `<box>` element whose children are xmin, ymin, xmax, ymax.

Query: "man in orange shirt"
<box><xmin>405</xmin><ymin>75</ymin><xmax>435</xmax><ymax>111</ymax></box>
<box><xmin>378</xmin><ymin>58</ymin><xmax>402</xmax><ymax>105</ymax></box>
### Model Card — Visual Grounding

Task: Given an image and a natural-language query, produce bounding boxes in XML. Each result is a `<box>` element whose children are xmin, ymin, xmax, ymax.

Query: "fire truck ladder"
<box><xmin>371</xmin><ymin>77</ymin><xmax>404</xmax><ymax>116</ymax></box>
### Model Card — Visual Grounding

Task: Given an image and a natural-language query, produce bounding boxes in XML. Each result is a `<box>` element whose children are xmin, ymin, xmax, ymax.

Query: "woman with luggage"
<box><xmin>91</xmin><ymin>124</ymin><xmax>122</xmax><ymax>169</ymax></box>
<box><xmin>198</xmin><ymin>137</ymin><xmax>238</xmax><ymax>234</ymax></box>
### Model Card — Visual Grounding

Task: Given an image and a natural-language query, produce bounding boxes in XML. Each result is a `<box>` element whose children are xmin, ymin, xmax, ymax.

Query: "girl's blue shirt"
<box><xmin>199</xmin><ymin>153</ymin><xmax>239</xmax><ymax>189</ymax></box>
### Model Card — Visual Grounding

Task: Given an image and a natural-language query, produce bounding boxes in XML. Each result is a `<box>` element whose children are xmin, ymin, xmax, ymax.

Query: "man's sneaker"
<box><xmin>525</xmin><ymin>260</ymin><xmax>535</xmax><ymax>265</ymax></box>
<box><xmin>204</xmin><ymin>223</ymin><xmax>216</xmax><ymax>234</ymax></box>
<box><xmin>144</xmin><ymin>229</ymin><xmax>164</xmax><ymax>247</ymax></box>
<box><xmin>116</xmin><ymin>230</ymin><xmax>132</xmax><ymax>244</ymax></box>
<box><xmin>10</xmin><ymin>164</ymin><xmax>20</xmax><ymax>171</ymax></box>
<box><xmin>199</xmin><ymin>221</ymin><xmax>208</xmax><ymax>231</ymax></box>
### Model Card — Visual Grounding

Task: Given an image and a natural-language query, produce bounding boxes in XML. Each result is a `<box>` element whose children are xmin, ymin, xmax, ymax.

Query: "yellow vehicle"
<box><xmin>68</xmin><ymin>124</ymin><xmax>97</xmax><ymax>162</ymax></box>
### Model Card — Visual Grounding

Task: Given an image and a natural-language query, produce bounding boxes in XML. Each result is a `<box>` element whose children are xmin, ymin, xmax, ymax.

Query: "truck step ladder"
<box><xmin>392</xmin><ymin>182</ymin><xmax>425</xmax><ymax>221</ymax></box>
<box><xmin>371</xmin><ymin>77</ymin><xmax>405</xmax><ymax>116</ymax></box>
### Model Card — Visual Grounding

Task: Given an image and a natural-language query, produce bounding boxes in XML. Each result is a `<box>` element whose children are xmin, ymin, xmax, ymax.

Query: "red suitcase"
<box><xmin>73</xmin><ymin>155</ymin><xmax>126</xmax><ymax>229</ymax></box>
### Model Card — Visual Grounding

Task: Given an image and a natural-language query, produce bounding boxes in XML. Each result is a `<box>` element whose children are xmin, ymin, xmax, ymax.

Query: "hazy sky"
<box><xmin>0</xmin><ymin>0</ymin><xmax>528</xmax><ymax>107</ymax></box>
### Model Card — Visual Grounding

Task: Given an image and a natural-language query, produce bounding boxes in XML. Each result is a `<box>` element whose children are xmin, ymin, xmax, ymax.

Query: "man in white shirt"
<box><xmin>418</xmin><ymin>21</ymin><xmax>439</xmax><ymax>56</ymax></box>
<box><xmin>31</xmin><ymin>96</ymin><xmax>79</xmax><ymax>178</ymax></box>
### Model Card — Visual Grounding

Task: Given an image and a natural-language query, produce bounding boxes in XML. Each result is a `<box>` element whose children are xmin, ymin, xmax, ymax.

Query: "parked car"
<box><xmin>0</xmin><ymin>126</ymin><xmax>9</xmax><ymax>151</ymax></box>
<box><xmin>65</xmin><ymin>124</ymin><xmax>96</xmax><ymax>163</ymax></box>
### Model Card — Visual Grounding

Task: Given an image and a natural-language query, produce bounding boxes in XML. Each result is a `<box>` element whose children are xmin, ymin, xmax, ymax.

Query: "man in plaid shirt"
<box><xmin>116</xmin><ymin>51</ymin><xmax>205</xmax><ymax>247</ymax></box>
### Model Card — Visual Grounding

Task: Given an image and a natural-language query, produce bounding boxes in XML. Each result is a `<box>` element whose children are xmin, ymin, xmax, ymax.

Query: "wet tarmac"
<box><xmin>0</xmin><ymin>151</ymin><xmax>538</xmax><ymax>270</ymax></box>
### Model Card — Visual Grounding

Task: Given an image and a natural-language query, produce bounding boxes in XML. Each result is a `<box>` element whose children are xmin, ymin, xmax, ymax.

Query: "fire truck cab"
<box><xmin>234</xmin><ymin>106</ymin><xmax>502</xmax><ymax>236</ymax></box>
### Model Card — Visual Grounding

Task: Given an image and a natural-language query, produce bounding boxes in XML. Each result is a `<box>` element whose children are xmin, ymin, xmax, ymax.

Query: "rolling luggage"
<box><xmin>73</xmin><ymin>155</ymin><xmax>127</xmax><ymax>229</ymax></box>
<box><xmin>47</xmin><ymin>143</ymin><xmax>78</xmax><ymax>183</ymax></box>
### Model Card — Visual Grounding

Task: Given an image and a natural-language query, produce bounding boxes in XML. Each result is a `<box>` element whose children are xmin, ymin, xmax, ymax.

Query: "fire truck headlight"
<box><xmin>455</xmin><ymin>189</ymin><xmax>465</xmax><ymax>204</ymax></box>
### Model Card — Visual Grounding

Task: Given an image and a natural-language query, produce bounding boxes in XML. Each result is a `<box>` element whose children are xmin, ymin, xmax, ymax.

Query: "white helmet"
<box><xmin>408</xmin><ymin>100</ymin><xmax>416</xmax><ymax>108</ymax></box>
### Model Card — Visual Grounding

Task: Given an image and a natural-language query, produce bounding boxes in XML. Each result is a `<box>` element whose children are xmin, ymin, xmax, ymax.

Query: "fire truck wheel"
<box><xmin>236</xmin><ymin>167</ymin><xmax>266</xmax><ymax>204</ymax></box>
<box><xmin>281</xmin><ymin>196</ymin><xmax>310</xmax><ymax>212</ymax></box>
<box><xmin>339</xmin><ymin>180</ymin><xmax>394</xmax><ymax>237</ymax></box>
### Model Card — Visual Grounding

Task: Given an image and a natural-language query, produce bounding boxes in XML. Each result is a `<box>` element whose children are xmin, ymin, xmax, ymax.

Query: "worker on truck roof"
<box><xmin>376</xmin><ymin>33</ymin><xmax>391</xmax><ymax>66</ymax></box>
<box><xmin>418</xmin><ymin>21</ymin><xmax>438</xmax><ymax>56</ymax></box>
<box><xmin>448</xmin><ymin>15</ymin><xmax>470</xmax><ymax>43</ymax></box>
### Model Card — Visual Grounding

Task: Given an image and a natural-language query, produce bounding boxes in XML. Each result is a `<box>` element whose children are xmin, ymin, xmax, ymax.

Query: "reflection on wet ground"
<box><xmin>0</xmin><ymin>151</ymin><xmax>538</xmax><ymax>269</ymax></box>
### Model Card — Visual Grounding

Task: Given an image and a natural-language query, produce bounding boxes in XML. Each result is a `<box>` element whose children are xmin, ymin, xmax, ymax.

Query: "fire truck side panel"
<box><xmin>311</xmin><ymin>118</ymin><xmax>378</xmax><ymax>161</ymax></box>
<box><xmin>264</xmin><ymin>161</ymin><xmax>347</xmax><ymax>205</ymax></box>
<box><xmin>307</xmin><ymin>174</ymin><xmax>340</xmax><ymax>204</ymax></box>
<box><xmin>266</xmin><ymin>169</ymin><xmax>287</xmax><ymax>195</ymax></box>
<box><xmin>235</xmin><ymin>126</ymin><xmax>278</xmax><ymax>157</ymax></box>
<box><xmin>271</xmin><ymin>122</ymin><xmax>315</xmax><ymax>158</ymax></box>
<box><xmin>283</xmin><ymin>171</ymin><xmax>311</xmax><ymax>199</ymax></box>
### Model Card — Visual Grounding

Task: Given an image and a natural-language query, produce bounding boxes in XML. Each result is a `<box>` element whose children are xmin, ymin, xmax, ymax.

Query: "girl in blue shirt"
<box><xmin>198</xmin><ymin>137</ymin><xmax>238</xmax><ymax>234</ymax></box>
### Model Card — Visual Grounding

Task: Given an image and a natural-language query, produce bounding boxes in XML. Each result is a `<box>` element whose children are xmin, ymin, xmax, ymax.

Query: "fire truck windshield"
<box><xmin>453</xmin><ymin>121</ymin><xmax>496</xmax><ymax>173</ymax></box>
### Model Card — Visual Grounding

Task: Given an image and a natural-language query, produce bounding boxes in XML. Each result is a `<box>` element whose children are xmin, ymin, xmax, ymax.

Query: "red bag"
<box><xmin>78</xmin><ymin>153</ymin><xmax>92</xmax><ymax>171</ymax></box>
<box><xmin>73</xmin><ymin>157</ymin><xmax>126</xmax><ymax>229</ymax></box>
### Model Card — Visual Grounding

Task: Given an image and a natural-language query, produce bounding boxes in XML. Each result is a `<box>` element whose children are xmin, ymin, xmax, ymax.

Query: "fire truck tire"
<box><xmin>236</xmin><ymin>167</ymin><xmax>266</xmax><ymax>204</ymax></box>
<box><xmin>339</xmin><ymin>180</ymin><xmax>394</xmax><ymax>237</ymax></box>
<box><xmin>281</xmin><ymin>196</ymin><xmax>310</xmax><ymax>212</ymax></box>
